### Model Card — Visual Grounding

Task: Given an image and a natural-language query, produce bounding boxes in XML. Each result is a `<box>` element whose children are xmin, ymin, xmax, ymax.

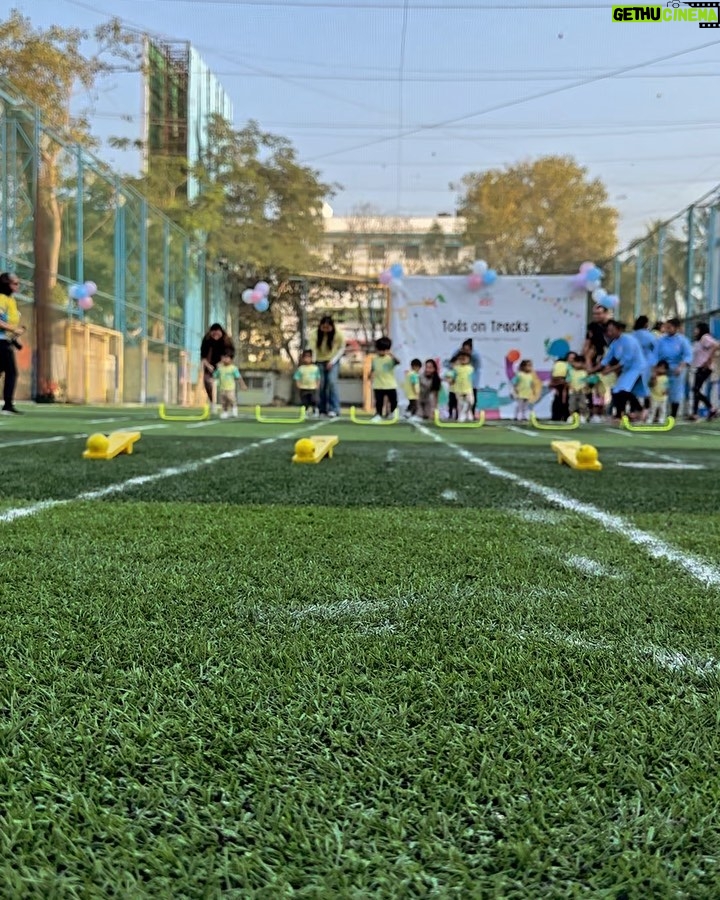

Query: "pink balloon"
<box><xmin>250</xmin><ymin>290</ymin><xmax>263</xmax><ymax>303</ymax></box>
<box><xmin>468</xmin><ymin>273</ymin><xmax>483</xmax><ymax>290</ymax></box>
<box><xmin>579</xmin><ymin>261</ymin><xmax>595</xmax><ymax>274</ymax></box>
<box><xmin>78</xmin><ymin>296</ymin><xmax>94</xmax><ymax>311</ymax></box>
<box><xmin>378</xmin><ymin>270</ymin><xmax>392</xmax><ymax>285</ymax></box>
<box><xmin>570</xmin><ymin>274</ymin><xmax>586</xmax><ymax>290</ymax></box>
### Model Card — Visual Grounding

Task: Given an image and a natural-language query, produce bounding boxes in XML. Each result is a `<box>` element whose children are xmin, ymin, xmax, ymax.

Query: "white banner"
<box><xmin>388</xmin><ymin>275</ymin><xmax>587</xmax><ymax>419</ymax></box>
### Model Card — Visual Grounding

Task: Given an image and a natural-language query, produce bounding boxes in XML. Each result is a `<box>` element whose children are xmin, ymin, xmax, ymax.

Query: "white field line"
<box><xmin>604</xmin><ymin>428</ymin><xmax>646</xmax><ymax>439</ymax></box>
<box><xmin>507</xmin><ymin>426</ymin><xmax>539</xmax><ymax>438</ymax></box>
<box><xmin>514</xmin><ymin>508</ymin><xmax>567</xmax><ymax>525</ymax></box>
<box><xmin>0</xmin><ymin>436</ymin><xmax>67</xmax><ymax>449</ymax></box>
<box><xmin>414</xmin><ymin>422</ymin><xmax>720</xmax><ymax>588</ymax></box>
<box><xmin>186</xmin><ymin>420</ymin><xmax>222</xmax><ymax>429</ymax></box>
<box><xmin>130</xmin><ymin>424</ymin><xmax>169</xmax><ymax>432</ymax></box>
<box><xmin>618</xmin><ymin>462</ymin><xmax>705</xmax><ymax>471</ymax></box>
<box><xmin>514</xmin><ymin>625</ymin><xmax>720</xmax><ymax>679</ymax></box>
<box><xmin>564</xmin><ymin>555</ymin><xmax>619</xmax><ymax>578</ymax></box>
<box><xmin>702</xmin><ymin>429</ymin><xmax>720</xmax><ymax>437</ymax></box>
<box><xmin>641</xmin><ymin>450</ymin><xmax>686</xmax><ymax>464</ymax></box>
<box><xmin>0</xmin><ymin>423</ymin><xmax>321</xmax><ymax>526</ymax></box>
<box><xmin>86</xmin><ymin>417</ymin><xmax>129</xmax><ymax>425</ymax></box>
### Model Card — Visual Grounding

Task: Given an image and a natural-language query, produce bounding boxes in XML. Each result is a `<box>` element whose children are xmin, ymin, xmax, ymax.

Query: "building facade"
<box><xmin>319</xmin><ymin>210</ymin><xmax>474</xmax><ymax>277</ymax></box>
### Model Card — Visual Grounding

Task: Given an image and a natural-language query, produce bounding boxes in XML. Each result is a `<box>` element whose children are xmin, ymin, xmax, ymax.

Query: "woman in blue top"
<box><xmin>632</xmin><ymin>315</ymin><xmax>657</xmax><ymax>416</ymax></box>
<box><xmin>594</xmin><ymin>319</ymin><xmax>648</xmax><ymax>421</ymax></box>
<box><xmin>653</xmin><ymin>317</ymin><xmax>693</xmax><ymax>419</ymax></box>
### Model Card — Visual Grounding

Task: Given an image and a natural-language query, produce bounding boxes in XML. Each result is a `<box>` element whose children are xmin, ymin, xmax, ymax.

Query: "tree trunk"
<box><xmin>33</xmin><ymin>149</ymin><xmax>62</xmax><ymax>401</ymax></box>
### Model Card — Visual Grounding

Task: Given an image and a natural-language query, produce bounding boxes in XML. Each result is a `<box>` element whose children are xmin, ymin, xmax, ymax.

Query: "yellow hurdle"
<box><xmin>349</xmin><ymin>407</ymin><xmax>399</xmax><ymax>425</ymax></box>
<box><xmin>531</xmin><ymin>412</ymin><xmax>580</xmax><ymax>430</ymax></box>
<box><xmin>622</xmin><ymin>415</ymin><xmax>675</xmax><ymax>432</ymax></box>
<box><xmin>159</xmin><ymin>404</ymin><xmax>209</xmax><ymax>422</ymax></box>
<box><xmin>433</xmin><ymin>409</ymin><xmax>485</xmax><ymax>428</ymax></box>
<box><xmin>255</xmin><ymin>405</ymin><xmax>306</xmax><ymax>424</ymax></box>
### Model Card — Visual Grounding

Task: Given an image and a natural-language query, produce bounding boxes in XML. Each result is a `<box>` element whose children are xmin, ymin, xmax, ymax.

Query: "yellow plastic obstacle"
<box><xmin>433</xmin><ymin>409</ymin><xmax>485</xmax><ymax>428</ymax></box>
<box><xmin>349</xmin><ymin>406</ymin><xmax>399</xmax><ymax>425</ymax></box>
<box><xmin>622</xmin><ymin>415</ymin><xmax>675</xmax><ymax>432</ymax></box>
<box><xmin>159</xmin><ymin>403</ymin><xmax>209</xmax><ymax>422</ymax></box>
<box><xmin>83</xmin><ymin>431</ymin><xmax>141</xmax><ymax>460</ymax></box>
<box><xmin>551</xmin><ymin>440</ymin><xmax>602</xmax><ymax>472</ymax></box>
<box><xmin>292</xmin><ymin>435</ymin><xmax>339</xmax><ymax>464</ymax></box>
<box><xmin>531</xmin><ymin>412</ymin><xmax>580</xmax><ymax>430</ymax></box>
<box><xmin>255</xmin><ymin>405</ymin><xmax>306</xmax><ymax>424</ymax></box>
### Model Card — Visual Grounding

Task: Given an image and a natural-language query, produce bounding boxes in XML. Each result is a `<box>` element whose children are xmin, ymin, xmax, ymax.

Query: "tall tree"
<box><xmin>190</xmin><ymin>116</ymin><xmax>335</xmax><ymax>363</ymax></box>
<box><xmin>0</xmin><ymin>9</ymin><xmax>136</xmax><ymax>397</ymax></box>
<box><xmin>457</xmin><ymin>155</ymin><xmax>618</xmax><ymax>275</ymax></box>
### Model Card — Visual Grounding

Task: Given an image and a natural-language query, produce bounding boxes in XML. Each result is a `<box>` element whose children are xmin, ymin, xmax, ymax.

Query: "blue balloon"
<box><xmin>390</xmin><ymin>263</ymin><xmax>404</xmax><ymax>279</ymax></box>
<box><xmin>483</xmin><ymin>269</ymin><xmax>497</xmax><ymax>285</ymax></box>
<box><xmin>69</xmin><ymin>284</ymin><xmax>87</xmax><ymax>301</ymax></box>
<box><xmin>255</xmin><ymin>297</ymin><xmax>269</xmax><ymax>313</ymax></box>
<box><xmin>586</xmin><ymin>266</ymin><xmax>602</xmax><ymax>282</ymax></box>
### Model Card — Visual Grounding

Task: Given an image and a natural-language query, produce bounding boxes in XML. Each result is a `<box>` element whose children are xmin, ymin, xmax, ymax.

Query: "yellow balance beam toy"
<box><xmin>83</xmin><ymin>431</ymin><xmax>141</xmax><ymax>460</ymax></box>
<box><xmin>256</xmin><ymin>405</ymin><xmax>306</xmax><ymax>424</ymax></box>
<box><xmin>622</xmin><ymin>415</ymin><xmax>675</xmax><ymax>432</ymax></box>
<box><xmin>551</xmin><ymin>440</ymin><xmax>602</xmax><ymax>471</ymax></box>
<box><xmin>292</xmin><ymin>436</ymin><xmax>339</xmax><ymax>464</ymax></box>
<box><xmin>531</xmin><ymin>412</ymin><xmax>580</xmax><ymax>430</ymax></box>
<box><xmin>349</xmin><ymin>406</ymin><xmax>399</xmax><ymax>425</ymax></box>
<box><xmin>159</xmin><ymin>404</ymin><xmax>209</xmax><ymax>421</ymax></box>
<box><xmin>433</xmin><ymin>409</ymin><xmax>485</xmax><ymax>428</ymax></box>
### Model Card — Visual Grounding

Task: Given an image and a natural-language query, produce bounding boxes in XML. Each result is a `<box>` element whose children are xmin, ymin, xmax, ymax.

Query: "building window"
<box><xmin>444</xmin><ymin>245</ymin><xmax>459</xmax><ymax>262</ymax></box>
<box><xmin>404</xmin><ymin>244</ymin><xmax>420</xmax><ymax>260</ymax></box>
<box><xmin>369</xmin><ymin>244</ymin><xmax>386</xmax><ymax>261</ymax></box>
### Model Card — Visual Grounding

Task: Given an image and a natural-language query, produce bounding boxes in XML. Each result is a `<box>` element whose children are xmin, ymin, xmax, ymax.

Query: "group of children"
<box><xmin>549</xmin><ymin>351</ymin><xmax>670</xmax><ymax>425</ymax></box>
<box><xmin>215</xmin><ymin>327</ymin><xmax>678</xmax><ymax>424</ymax></box>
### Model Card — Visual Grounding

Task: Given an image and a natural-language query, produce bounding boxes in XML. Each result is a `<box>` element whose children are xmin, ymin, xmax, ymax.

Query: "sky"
<box><xmin>12</xmin><ymin>0</ymin><xmax>720</xmax><ymax>248</ymax></box>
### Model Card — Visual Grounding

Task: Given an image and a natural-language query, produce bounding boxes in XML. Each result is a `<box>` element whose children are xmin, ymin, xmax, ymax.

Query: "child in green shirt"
<box><xmin>213</xmin><ymin>352</ymin><xmax>247</xmax><ymax>418</ymax></box>
<box><xmin>293</xmin><ymin>350</ymin><xmax>321</xmax><ymax>416</ymax></box>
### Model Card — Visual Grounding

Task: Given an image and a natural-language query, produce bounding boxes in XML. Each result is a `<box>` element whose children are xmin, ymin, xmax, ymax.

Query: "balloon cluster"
<box><xmin>570</xmin><ymin>261</ymin><xmax>619</xmax><ymax>309</ymax></box>
<box><xmin>378</xmin><ymin>263</ymin><xmax>404</xmax><ymax>289</ymax></box>
<box><xmin>68</xmin><ymin>281</ymin><xmax>97</xmax><ymax>312</ymax></box>
<box><xmin>467</xmin><ymin>260</ymin><xmax>497</xmax><ymax>290</ymax></box>
<box><xmin>68</xmin><ymin>281</ymin><xmax>97</xmax><ymax>311</ymax></box>
<box><xmin>241</xmin><ymin>281</ymin><xmax>271</xmax><ymax>313</ymax></box>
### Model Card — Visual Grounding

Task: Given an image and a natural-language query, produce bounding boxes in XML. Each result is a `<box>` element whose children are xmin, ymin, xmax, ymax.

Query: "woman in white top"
<box><xmin>689</xmin><ymin>322</ymin><xmax>719</xmax><ymax>420</ymax></box>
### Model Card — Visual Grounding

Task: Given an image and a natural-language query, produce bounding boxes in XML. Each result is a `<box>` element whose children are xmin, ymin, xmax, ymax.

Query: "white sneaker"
<box><xmin>328</xmin><ymin>410</ymin><xmax>338</xmax><ymax>418</ymax></box>
<box><xmin>370</xmin><ymin>415</ymin><xmax>382</xmax><ymax>422</ymax></box>
<box><xmin>232</xmin><ymin>407</ymin><xmax>238</xmax><ymax>418</ymax></box>
<box><xmin>220</xmin><ymin>411</ymin><xmax>229</xmax><ymax>420</ymax></box>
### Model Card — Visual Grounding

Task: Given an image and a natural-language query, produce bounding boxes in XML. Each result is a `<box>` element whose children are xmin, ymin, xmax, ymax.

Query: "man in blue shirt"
<box><xmin>653</xmin><ymin>317</ymin><xmax>692</xmax><ymax>419</ymax></box>
<box><xmin>594</xmin><ymin>319</ymin><xmax>648</xmax><ymax>421</ymax></box>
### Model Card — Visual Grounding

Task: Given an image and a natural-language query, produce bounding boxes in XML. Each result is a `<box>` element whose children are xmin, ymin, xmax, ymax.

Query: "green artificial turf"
<box><xmin>0</xmin><ymin>408</ymin><xmax>719</xmax><ymax>897</ymax></box>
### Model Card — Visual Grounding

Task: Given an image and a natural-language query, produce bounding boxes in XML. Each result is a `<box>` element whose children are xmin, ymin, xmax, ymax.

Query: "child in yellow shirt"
<box><xmin>403</xmin><ymin>358</ymin><xmax>422</xmax><ymax>420</ymax></box>
<box><xmin>566</xmin><ymin>356</ymin><xmax>589</xmax><ymax>422</ymax></box>
<box><xmin>371</xmin><ymin>336</ymin><xmax>400</xmax><ymax>421</ymax></box>
<box><xmin>447</xmin><ymin>351</ymin><xmax>475</xmax><ymax>422</ymax></box>
<box><xmin>293</xmin><ymin>349</ymin><xmax>321</xmax><ymax>416</ymax></box>
<box><xmin>649</xmin><ymin>360</ymin><xmax>669</xmax><ymax>424</ymax></box>
<box><xmin>512</xmin><ymin>359</ymin><xmax>541</xmax><ymax>421</ymax></box>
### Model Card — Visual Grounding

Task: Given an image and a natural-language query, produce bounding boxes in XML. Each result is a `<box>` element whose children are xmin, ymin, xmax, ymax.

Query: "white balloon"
<box><xmin>472</xmin><ymin>260</ymin><xmax>488</xmax><ymax>275</ymax></box>
<box><xmin>242</xmin><ymin>289</ymin><xmax>254</xmax><ymax>304</ymax></box>
<box><xmin>592</xmin><ymin>288</ymin><xmax>608</xmax><ymax>303</ymax></box>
